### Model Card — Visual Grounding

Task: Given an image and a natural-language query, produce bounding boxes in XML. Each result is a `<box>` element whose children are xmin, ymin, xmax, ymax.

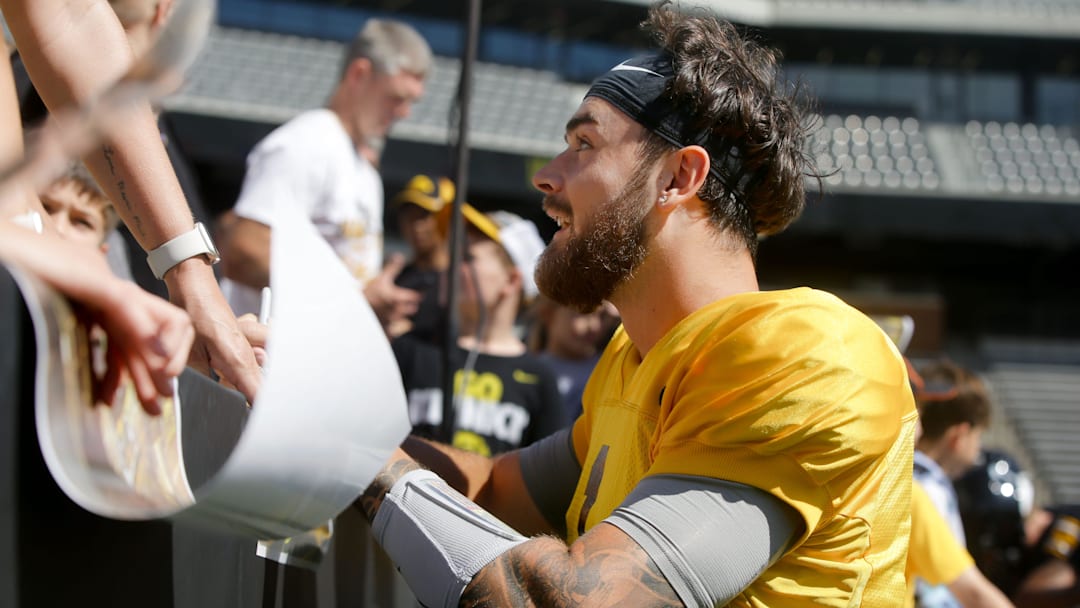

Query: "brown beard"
<box><xmin>535</xmin><ymin>165</ymin><xmax>653</xmax><ymax>313</ymax></box>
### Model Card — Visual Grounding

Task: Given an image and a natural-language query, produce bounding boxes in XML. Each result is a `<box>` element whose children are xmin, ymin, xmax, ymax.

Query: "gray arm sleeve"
<box><xmin>517</xmin><ymin>427</ymin><xmax>581</xmax><ymax>536</ymax></box>
<box><xmin>607</xmin><ymin>475</ymin><xmax>804</xmax><ymax>607</ymax></box>
<box><xmin>371</xmin><ymin>469</ymin><xmax>528</xmax><ymax>608</ymax></box>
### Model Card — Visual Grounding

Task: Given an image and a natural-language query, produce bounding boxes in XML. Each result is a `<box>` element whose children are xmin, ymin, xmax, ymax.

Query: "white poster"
<box><xmin>25</xmin><ymin>206</ymin><xmax>410</xmax><ymax>540</ymax></box>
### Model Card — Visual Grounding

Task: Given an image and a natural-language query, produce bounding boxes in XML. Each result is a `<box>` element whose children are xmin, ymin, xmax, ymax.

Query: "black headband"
<box><xmin>586</xmin><ymin>53</ymin><xmax>746</xmax><ymax>191</ymax></box>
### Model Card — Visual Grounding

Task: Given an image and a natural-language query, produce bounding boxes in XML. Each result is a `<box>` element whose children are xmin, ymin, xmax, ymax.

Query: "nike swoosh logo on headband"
<box><xmin>609</xmin><ymin>60</ymin><xmax>663</xmax><ymax>77</ymax></box>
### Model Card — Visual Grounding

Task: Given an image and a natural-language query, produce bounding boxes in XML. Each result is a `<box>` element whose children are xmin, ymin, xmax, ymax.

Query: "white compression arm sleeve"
<box><xmin>371</xmin><ymin>469</ymin><xmax>528</xmax><ymax>608</ymax></box>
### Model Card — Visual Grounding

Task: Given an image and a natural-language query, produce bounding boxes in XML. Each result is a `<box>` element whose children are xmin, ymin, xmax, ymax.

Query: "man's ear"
<box><xmin>344</xmin><ymin>57</ymin><xmax>374</xmax><ymax>85</ymax></box>
<box><xmin>659</xmin><ymin>145</ymin><xmax>710</xmax><ymax>208</ymax></box>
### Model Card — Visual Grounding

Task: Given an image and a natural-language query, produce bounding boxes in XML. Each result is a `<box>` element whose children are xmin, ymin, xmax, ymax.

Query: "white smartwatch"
<box><xmin>146</xmin><ymin>222</ymin><xmax>221</xmax><ymax>280</ymax></box>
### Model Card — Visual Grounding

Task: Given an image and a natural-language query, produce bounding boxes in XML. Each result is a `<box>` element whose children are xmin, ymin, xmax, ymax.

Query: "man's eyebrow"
<box><xmin>564</xmin><ymin>113</ymin><xmax>598</xmax><ymax>136</ymax></box>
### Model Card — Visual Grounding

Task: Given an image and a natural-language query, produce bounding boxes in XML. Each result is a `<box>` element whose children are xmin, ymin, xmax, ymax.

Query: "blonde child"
<box><xmin>39</xmin><ymin>162</ymin><xmax>119</xmax><ymax>251</ymax></box>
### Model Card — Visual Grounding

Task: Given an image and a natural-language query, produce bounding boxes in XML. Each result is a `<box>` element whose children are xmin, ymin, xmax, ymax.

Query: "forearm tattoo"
<box><xmin>461</xmin><ymin>535</ymin><xmax>683</xmax><ymax>608</ymax></box>
<box><xmin>356</xmin><ymin>454</ymin><xmax>423</xmax><ymax>522</ymax></box>
<box><xmin>102</xmin><ymin>145</ymin><xmax>143</xmax><ymax>237</ymax></box>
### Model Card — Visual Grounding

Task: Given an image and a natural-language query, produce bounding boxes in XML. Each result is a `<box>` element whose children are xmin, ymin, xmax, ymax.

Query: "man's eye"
<box><xmin>575</xmin><ymin>138</ymin><xmax>593</xmax><ymax>151</ymax></box>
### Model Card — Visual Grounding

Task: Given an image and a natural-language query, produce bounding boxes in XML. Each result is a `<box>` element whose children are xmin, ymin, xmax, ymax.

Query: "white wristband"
<box><xmin>145</xmin><ymin>222</ymin><xmax>220</xmax><ymax>280</ymax></box>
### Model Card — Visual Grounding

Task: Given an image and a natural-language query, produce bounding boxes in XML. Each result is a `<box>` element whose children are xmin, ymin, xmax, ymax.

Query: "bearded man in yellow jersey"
<box><xmin>353</xmin><ymin>3</ymin><xmax>918</xmax><ymax>606</ymax></box>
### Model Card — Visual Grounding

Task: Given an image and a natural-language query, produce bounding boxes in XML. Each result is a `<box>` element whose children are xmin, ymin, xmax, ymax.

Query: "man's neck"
<box><xmin>612</xmin><ymin>226</ymin><xmax>758</xmax><ymax>358</ymax></box>
<box><xmin>326</xmin><ymin>93</ymin><xmax>367</xmax><ymax>153</ymax></box>
<box><xmin>915</xmin><ymin>443</ymin><xmax>956</xmax><ymax>479</ymax></box>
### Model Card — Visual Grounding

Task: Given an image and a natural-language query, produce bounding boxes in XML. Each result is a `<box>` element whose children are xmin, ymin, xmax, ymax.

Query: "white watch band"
<box><xmin>146</xmin><ymin>222</ymin><xmax>221</xmax><ymax>280</ymax></box>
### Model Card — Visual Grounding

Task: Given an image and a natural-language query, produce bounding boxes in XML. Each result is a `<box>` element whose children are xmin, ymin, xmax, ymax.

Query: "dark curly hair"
<box><xmin>639</xmin><ymin>3</ymin><xmax>819</xmax><ymax>257</ymax></box>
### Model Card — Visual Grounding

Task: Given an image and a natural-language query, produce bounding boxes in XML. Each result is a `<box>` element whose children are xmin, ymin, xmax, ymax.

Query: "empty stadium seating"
<box><xmin>166</xmin><ymin>26</ymin><xmax>1080</xmax><ymax>205</ymax></box>
<box><xmin>175</xmin><ymin>27</ymin><xmax>342</xmax><ymax>123</ymax></box>
<box><xmin>809</xmin><ymin>113</ymin><xmax>941</xmax><ymax>192</ymax></box>
<box><xmin>774</xmin><ymin>0</ymin><xmax>1080</xmax><ymax>14</ymax></box>
<box><xmin>169</xmin><ymin>27</ymin><xmax>581</xmax><ymax>157</ymax></box>
<box><xmin>965</xmin><ymin>120</ymin><xmax>1080</xmax><ymax>197</ymax></box>
<box><xmin>730</xmin><ymin>0</ymin><xmax>1080</xmax><ymax>37</ymax></box>
<box><xmin>982</xmin><ymin>339</ymin><xmax>1080</xmax><ymax>505</ymax></box>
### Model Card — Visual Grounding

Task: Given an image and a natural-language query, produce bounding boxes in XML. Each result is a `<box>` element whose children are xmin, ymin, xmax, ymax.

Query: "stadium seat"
<box><xmin>963</xmin><ymin>120</ymin><xmax>1080</xmax><ymax>197</ymax></box>
<box><xmin>810</xmin><ymin>112</ymin><xmax>941</xmax><ymax>192</ymax></box>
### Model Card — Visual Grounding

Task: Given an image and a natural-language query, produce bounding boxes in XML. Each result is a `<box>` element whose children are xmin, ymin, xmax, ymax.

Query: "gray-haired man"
<box><xmin>219</xmin><ymin>19</ymin><xmax>430</xmax><ymax>328</ymax></box>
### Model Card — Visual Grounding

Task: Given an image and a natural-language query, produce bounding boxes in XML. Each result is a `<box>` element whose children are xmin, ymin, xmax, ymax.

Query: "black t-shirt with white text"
<box><xmin>392</xmin><ymin>335</ymin><xmax>567</xmax><ymax>456</ymax></box>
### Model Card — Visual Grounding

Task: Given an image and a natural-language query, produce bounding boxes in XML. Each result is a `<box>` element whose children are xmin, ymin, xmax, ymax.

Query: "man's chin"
<box><xmin>537</xmin><ymin>272</ymin><xmax>610</xmax><ymax>314</ymax></box>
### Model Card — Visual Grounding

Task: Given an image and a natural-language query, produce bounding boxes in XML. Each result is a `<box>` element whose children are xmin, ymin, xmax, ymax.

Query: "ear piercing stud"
<box><xmin>659</xmin><ymin>194</ymin><xmax>669</xmax><ymax>204</ymax></box>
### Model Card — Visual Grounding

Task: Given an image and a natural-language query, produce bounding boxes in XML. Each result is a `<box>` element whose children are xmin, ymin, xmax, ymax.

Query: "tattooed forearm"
<box><xmin>356</xmin><ymin>454</ymin><xmax>423</xmax><ymax>522</ymax></box>
<box><xmin>461</xmin><ymin>530</ymin><xmax>683</xmax><ymax>608</ymax></box>
<box><xmin>101</xmin><ymin>144</ymin><xmax>143</xmax><ymax>236</ymax></box>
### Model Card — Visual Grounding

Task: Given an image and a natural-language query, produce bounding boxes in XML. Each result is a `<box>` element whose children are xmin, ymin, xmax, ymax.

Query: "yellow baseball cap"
<box><xmin>391</xmin><ymin>174</ymin><xmax>455</xmax><ymax>213</ymax></box>
<box><xmin>436</xmin><ymin>200</ymin><xmax>500</xmax><ymax>242</ymax></box>
<box><xmin>438</xmin><ymin>203</ymin><xmax>546</xmax><ymax>299</ymax></box>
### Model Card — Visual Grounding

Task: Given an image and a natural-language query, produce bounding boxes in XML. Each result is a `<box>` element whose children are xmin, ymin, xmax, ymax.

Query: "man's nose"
<box><xmin>531</xmin><ymin>158</ymin><xmax>560</xmax><ymax>194</ymax></box>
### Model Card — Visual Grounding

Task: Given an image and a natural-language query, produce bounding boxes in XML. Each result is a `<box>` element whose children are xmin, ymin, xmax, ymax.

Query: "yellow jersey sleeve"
<box><xmin>906</xmin><ymin>481</ymin><xmax>975</xmax><ymax>592</ymax></box>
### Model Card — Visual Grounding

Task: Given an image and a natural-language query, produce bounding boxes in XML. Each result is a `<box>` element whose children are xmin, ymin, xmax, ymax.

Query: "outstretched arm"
<box><xmin>0</xmin><ymin>223</ymin><xmax>193</xmax><ymax>412</ymax></box>
<box><xmin>1</xmin><ymin>0</ymin><xmax>261</xmax><ymax>401</ymax></box>
<box><xmin>358</xmin><ymin>447</ymin><xmax>682</xmax><ymax>608</ymax></box>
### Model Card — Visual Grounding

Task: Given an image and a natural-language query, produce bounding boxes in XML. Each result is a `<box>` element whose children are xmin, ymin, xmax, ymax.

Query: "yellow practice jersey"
<box><xmin>905</xmin><ymin>481</ymin><xmax>975</xmax><ymax>608</ymax></box>
<box><xmin>569</xmin><ymin>287</ymin><xmax>918</xmax><ymax>606</ymax></box>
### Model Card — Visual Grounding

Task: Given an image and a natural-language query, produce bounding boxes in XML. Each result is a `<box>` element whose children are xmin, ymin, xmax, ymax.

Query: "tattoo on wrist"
<box><xmin>356</xmin><ymin>456</ymin><xmax>422</xmax><ymax>522</ymax></box>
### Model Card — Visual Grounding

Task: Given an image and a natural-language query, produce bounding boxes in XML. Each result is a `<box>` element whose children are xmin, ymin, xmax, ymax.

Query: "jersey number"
<box><xmin>577</xmin><ymin>445</ymin><xmax>609</xmax><ymax>537</ymax></box>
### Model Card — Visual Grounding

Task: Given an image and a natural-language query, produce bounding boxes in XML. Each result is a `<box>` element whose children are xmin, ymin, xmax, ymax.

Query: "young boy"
<box><xmin>392</xmin><ymin>205</ymin><xmax>567</xmax><ymax>456</ymax></box>
<box><xmin>914</xmin><ymin>359</ymin><xmax>996</xmax><ymax>607</ymax></box>
<box><xmin>915</xmin><ymin>359</ymin><xmax>993</xmax><ymax>543</ymax></box>
<box><xmin>39</xmin><ymin>162</ymin><xmax>119</xmax><ymax>251</ymax></box>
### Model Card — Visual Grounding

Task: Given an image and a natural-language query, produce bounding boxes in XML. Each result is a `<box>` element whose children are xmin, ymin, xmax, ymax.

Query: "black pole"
<box><xmin>439</xmin><ymin>0</ymin><xmax>482</xmax><ymax>442</ymax></box>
